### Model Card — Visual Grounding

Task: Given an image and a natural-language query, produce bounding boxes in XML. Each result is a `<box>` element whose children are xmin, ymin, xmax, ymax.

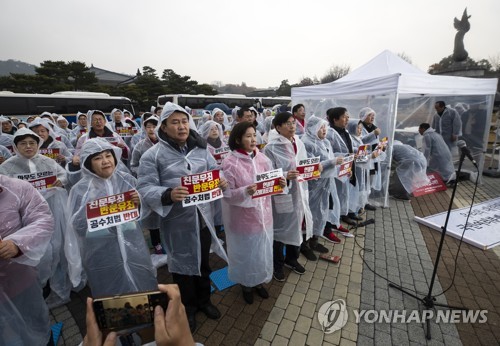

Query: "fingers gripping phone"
<box><xmin>93</xmin><ymin>290</ymin><xmax>168</xmax><ymax>333</ymax></box>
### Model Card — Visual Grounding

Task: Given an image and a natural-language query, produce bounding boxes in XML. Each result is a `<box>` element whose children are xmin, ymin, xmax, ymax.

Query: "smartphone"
<box><xmin>93</xmin><ymin>290</ymin><xmax>168</xmax><ymax>333</ymax></box>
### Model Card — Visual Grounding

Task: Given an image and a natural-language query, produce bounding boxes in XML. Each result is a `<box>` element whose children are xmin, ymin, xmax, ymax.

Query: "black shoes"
<box><xmin>198</xmin><ymin>303</ymin><xmax>221</xmax><ymax>320</ymax></box>
<box><xmin>242</xmin><ymin>286</ymin><xmax>253</xmax><ymax>304</ymax></box>
<box><xmin>347</xmin><ymin>212</ymin><xmax>363</xmax><ymax>221</ymax></box>
<box><xmin>273</xmin><ymin>271</ymin><xmax>285</xmax><ymax>282</ymax></box>
<box><xmin>309</xmin><ymin>236</ymin><xmax>329</xmax><ymax>253</ymax></box>
<box><xmin>255</xmin><ymin>285</ymin><xmax>269</xmax><ymax>299</ymax></box>
<box><xmin>341</xmin><ymin>215</ymin><xmax>357</xmax><ymax>226</ymax></box>
<box><xmin>284</xmin><ymin>259</ymin><xmax>305</xmax><ymax>274</ymax></box>
<box><xmin>300</xmin><ymin>244</ymin><xmax>317</xmax><ymax>261</ymax></box>
<box><xmin>365</xmin><ymin>203</ymin><xmax>377</xmax><ymax>211</ymax></box>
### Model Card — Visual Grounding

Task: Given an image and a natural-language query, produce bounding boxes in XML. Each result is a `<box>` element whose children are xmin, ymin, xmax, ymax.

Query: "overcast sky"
<box><xmin>1</xmin><ymin>0</ymin><xmax>498</xmax><ymax>89</ymax></box>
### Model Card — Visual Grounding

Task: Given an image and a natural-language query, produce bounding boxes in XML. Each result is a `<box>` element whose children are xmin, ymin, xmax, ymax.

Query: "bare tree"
<box><xmin>489</xmin><ymin>53</ymin><xmax>500</xmax><ymax>71</ymax></box>
<box><xmin>397</xmin><ymin>52</ymin><xmax>413</xmax><ymax>65</ymax></box>
<box><xmin>320</xmin><ymin>64</ymin><xmax>350</xmax><ymax>84</ymax></box>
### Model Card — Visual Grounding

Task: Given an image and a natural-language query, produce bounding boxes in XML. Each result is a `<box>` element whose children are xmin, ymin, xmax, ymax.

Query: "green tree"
<box><xmin>162</xmin><ymin>69</ymin><xmax>197</xmax><ymax>94</ymax></box>
<box><xmin>66</xmin><ymin>61</ymin><xmax>98</xmax><ymax>90</ymax></box>
<box><xmin>133</xmin><ymin>66</ymin><xmax>165</xmax><ymax>110</ymax></box>
<box><xmin>428</xmin><ymin>55</ymin><xmax>492</xmax><ymax>74</ymax></box>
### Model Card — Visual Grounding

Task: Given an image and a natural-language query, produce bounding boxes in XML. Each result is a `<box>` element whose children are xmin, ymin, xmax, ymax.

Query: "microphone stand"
<box><xmin>388</xmin><ymin>151</ymin><xmax>468</xmax><ymax>340</ymax></box>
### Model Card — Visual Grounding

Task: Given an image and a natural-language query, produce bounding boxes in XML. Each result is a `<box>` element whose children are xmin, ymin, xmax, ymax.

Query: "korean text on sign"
<box><xmin>338</xmin><ymin>154</ymin><xmax>355</xmax><ymax>178</ymax></box>
<box><xmin>356</xmin><ymin>145</ymin><xmax>369</xmax><ymax>163</ymax></box>
<box><xmin>181</xmin><ymin>170</ymin><xmax>223</xmax><ymax>207</ymax></box>
<box><xmin>16</xmin><ymin>171</ymin><xmax>57</xmax><ymax>190</ymax></box>
<box><xmin>376</xmin><ymin>137</ymin><xmax>388</xmax><ymax>154</ymax></box>
<box><xmin>296</xmin><ymin>156</ymin><xmax>321</xmax><ymax>182</ymax></box>
<box><xmin>39</xmin><ymin>148</ymin><xmax>60</xmax><ymax>160</ymax></box>
<box><xmin>213</xmin><ymin>146</ymin><xmax>231</xmax><ymax>164</ymax></box>
<box><xmin>86</xmin><ymin>190</ymin><xmax>139</xmax><ymax>232</ymax></box>
<box><xmin>253</xmin><ymin>168</ymin><xmax>283</xmax><ymax>199</ymax></box>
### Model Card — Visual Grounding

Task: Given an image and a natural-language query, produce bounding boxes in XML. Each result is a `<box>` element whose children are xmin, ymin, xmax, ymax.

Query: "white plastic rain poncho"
<box><xmin>130</xmin><ymin>115</ymin><xmax>159</xmax><ymax>176</ymax></box>
<box><xmin>198</xmin><ymin>120</ymin><xmax>225</xmax><ymax>227</ymax></box>
<box><xmin>0</xmin><ymin>175</ymin><xmax>54</xmax><ymax>346</ymax></box>
<box><xmin>75</xmin><ymin>110</ymin><xmax>129</xmax><ymax>159</ymax></box>
<box><xmin>302</xmin><ymin>116</ymin><xmax>341</xmax><ymax>235</ymax></box>
<box><xmin>264</xmin><ymin>130</ymin><xmax>313</xmax><ymax>246</ymax></box>
<box><xmin>0</xmin><ymin>128</ymin><xmax>76</xmax><ymax>308</ymax></box>
<box><xmin>326</xmin><ymin>126</ymin><xmax>353</xmax><ymax>216</ymax></box>
<box><xmin>431</xmin><ymin>106</ymin><xmax>462</xmax><ymax>151</ymax></box>
<box><xmin>70</xmin><ymin>112</ymin><xmax>88</xmax><ymax>146</ymax></box>
<box><xmin>347</xmin><ymin>119</ymin><xmax>372</xmax><ymax>213</ymax></box>
<box><xmin>130</xmin><ymin>112</ymin><xmax>154</xmax><ymax>151</ymax></box>
<box><xmin>28</xmin><ymin>118</ymin><xmax>73</xmax><ymax>165</ymax></box>
<box><xmin>221</xmin><ymin>149</ymin><xmax>274</xmax><ymax>286</ymax></box>
<box><xmin>137</xmin><ymin>102</ymin><xmax>228</xmax><ymax>276</ymax></box>
<box><xmin>262</xmin><ymin>116</ymin><xmax>274</xmax><ymax>144</ymax></box>
<box><xmin>359</xmin><ymin>107</ymin><xmax>384</xmax><ymax>191</ymax></box>
<box><xmin>0</xmin><ymin>144</ymin><xmax>12</xmax><ymax>162</ymax></box>
<box><xmin>110</xmin><ymin>108</ymin><xmax>133</xmax><ymax>149</ymax></box>
<box><xmin>56</xmin><ymin>115</ymin><xmax>73</xmax><ymax>137</ymax></box>
<box><xmin>0</xmin><ymin>116</ymin><xmax>14</xmax><ymax>149</ymax></box>
<box><xmin>67</xmin><ymin>138</ymin><xmax>157</xmax><ymax>297</ymax></box>
<box><xmin>40</xmin><ymin>113</ymin><xmax>75</xmax><ymax>153</ymax></box>
<box><xmin>211</xmin><ymin>107</ymin><xmax>231</xmax><ymax>132</ymax></box>
<box><xmin>421</xmin><ymin>127</ymin><xmax>456</xmax><ymax>182</ymax></box>
<box><xmin>392</xmin><ymin>140</ymin><xmax>430</xmax><ymax>193</ymax></box>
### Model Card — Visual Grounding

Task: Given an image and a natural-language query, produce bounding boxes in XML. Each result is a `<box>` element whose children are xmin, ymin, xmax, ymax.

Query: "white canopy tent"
<box><xmin>292</xmin><ymin>50</ymin><xmax>498</xmax><ymax>207</ymax></box>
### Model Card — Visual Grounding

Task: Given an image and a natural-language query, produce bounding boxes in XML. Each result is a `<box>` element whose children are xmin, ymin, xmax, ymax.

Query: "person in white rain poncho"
<box><xmin>0</xmin><ymin>128</ymin><xmax>77</xmax><ymax>308</ymax></box>
<box><xmin>71</xmin><ymin>112</ymin><xmax>88</xmax><ymax>146</ymax></box>
<box><xmin>264</xmin><ymin>112</ymin><xmax>313</xmax><ymax>281</ymax></box>
<box><xmin>130</xmin><ymin>115</ymin><xmax>164</xmax><ymax>255</ymax></box>
<box><xmin>199</xmin><ymin>120</ymin><xmax>226</xmax><ymax>232</ymax></box>
<box><xmin>0</xmin><ymin>144</ymin><xmax>12</xmax><ymax>164</ymax></box>
<box><xmin>292</xmin><ymin>104</ymin><xmax>306</xmax><ymax>137</ymax></box>
<box><xmin>40</xmin><ymin>112</ymin><xmax>75</xmax><ymax>152</ymax></box>
<box><xmin>432</xmin><ymin>101</ymin><xmax>462</xmax><ymax>153</ymax></box>
<box><xmin>302</xmin><ymin>116</ymin><xmax>345</xmax><ymax>247</ymax></box>
<box><xmin>212</xmin><ymin>107</ymin><xmax>231</xmax><ymax>132</ymax></box>
<box><xmin>110</xmin><ymin>108</ymin><xmax>134</xmax><ymax>150</ymax></box>
<box><xmin>56</xmin><ymin>115</ymin><xmax>73</xmax><ymax>137</ymax></box>
<box><xmin>130</xmin><ymin>112</ymin><xmax>154</xmax><ymax>152</ymax></box>
<box><xmin>28</xmin><ymin>118</ymin><xmax>73</xmax><ymax>167</ymax></box>
<box><xmin>391</xmin><ymin>140</ymin><xmax>430</xmax><ymax>200</ymax></box>
<box><xmin>236</xmin><ymin>108</ymin><xmax>265</xmax><ymax>145</ymax></box>
<box><xmin>0</xmin><ymin>116</ymin><xmax>14</xmax><ymax>150</ymax></box>
<box><xmin>326</xmin><ymin>107</ymin><xmax>358</xmax><ymax>226</ymax></box>
<box><xmin>67</xmin><ymin>138</ymin><xmax>157</xmax><ymax>297</ymax></box>
<box><xmin>0</xmin><ymin>175</ymin><xmax>54</xmax><ymax>346</ymax></box>
<box><xmin>419</xmin><ymin>123</ymin><xmax>456</xmax><ymax>185</ymax></box>
<box><xmin>358</xmin><ymin>107</ymin><xmax>383</xmax><ymax>210</ymax></box>
<box><xmin>262</xmin><ymin>116</ymin><xmax>274</xmax><ymax>144</ymax></box>
<box><xmin>74</xmin><ymin>110</ymin><xmax>129</xmax><ymax>160</ymax></box>
<box><xmin>347</xmin><ymin>118</ymin><xmax>385</xmax><ymax>216</ymax></box>
<box><xmin>137</xmin><ymin>102</ymin><xmax>229</xmax><ymax>333</ymax></box>
<box><xmin>222</xmin><ymin>122</ymin><xmax>287</xmax><ymax>304</ymax></box>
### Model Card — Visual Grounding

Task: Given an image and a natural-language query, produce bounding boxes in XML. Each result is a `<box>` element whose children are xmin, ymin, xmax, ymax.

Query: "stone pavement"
<box><xmin>50</xmin><ymin>175</ymin><xmax>500</xmax><ymax>345</ymax></box>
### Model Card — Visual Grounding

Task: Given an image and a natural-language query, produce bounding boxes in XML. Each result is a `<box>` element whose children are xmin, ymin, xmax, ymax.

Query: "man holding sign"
<box><xmin>138</xmin><ymin>102</ymin><xmax>228</xmax><ymax>333</ymax></box>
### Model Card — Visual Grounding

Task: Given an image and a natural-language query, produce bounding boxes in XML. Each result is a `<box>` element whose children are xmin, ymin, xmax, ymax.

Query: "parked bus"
<box><xmin>258</xmin><ymin>96</ymin><xmax>292</xmax><ymax>109</ymax></box>
<box><xmin>0</xmin><ymin>91</ymin><xmax>135</xmax><ymax>124</ymax></box>
<box><xmin>157</xmin><ymin>94</ymin><xmax>259</xmax><ymax>116</ymax></box>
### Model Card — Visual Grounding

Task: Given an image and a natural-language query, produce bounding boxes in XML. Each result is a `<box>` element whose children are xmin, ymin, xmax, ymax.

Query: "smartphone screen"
<box><xmin>93</xmin><ymin>291</ymin><xmax>168</xmax><ymax>332</ymax></box>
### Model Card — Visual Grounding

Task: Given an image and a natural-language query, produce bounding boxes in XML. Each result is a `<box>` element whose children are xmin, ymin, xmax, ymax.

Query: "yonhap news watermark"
<box><xmin>318</xmin><ymin>299</ymin><xmax>488</xmax><ymax>334</ymax></box>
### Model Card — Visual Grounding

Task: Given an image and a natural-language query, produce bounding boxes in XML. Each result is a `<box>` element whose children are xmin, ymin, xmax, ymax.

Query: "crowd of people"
<box><xmin>0</xmin><ymin>100</ymin><xmax>461</xmax><ymax>345</ymax></box>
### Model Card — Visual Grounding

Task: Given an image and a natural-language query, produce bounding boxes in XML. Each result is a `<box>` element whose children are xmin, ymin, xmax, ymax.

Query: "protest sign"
<box><xmin>86</xmin><ymin>190</ymin><xmax>139</xmax><ymax>232</ymax></box>
<box><xmin>39</xmin><ymin>148</ymin><xmax>60</xmax><ymax>160</ymax></box>
<box><xmin>296</xmin><ymin>157</ymin><xmax>321</xmax><ymax>182</ymax></box>
<box><xmin>182</xmin><ymin>170</ymin><xmax>223</xmax><ymax>207</ymax></box>
<box><xmin>253</xmin><ymin>168</ymin><xmax>283</xmax><ymax>199</ymax></box>
<box><xmin>213</xmin><ymin>146</ymin><xmax>230</xmax><ymax>164</ymax></box>
<box><xmin>16</xmin><ymin>171</ymin><xmax>57</xmax><ymax>190</ymax></box>
<box><xmin>338</xmin><ymin>154</ymin><xmax>355</xmax><ymax>178</ymax></box>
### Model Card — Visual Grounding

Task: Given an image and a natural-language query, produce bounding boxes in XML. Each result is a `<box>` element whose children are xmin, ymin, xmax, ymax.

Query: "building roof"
<box><xmin>89</xmin><ymin>65</ymin><xmax>137</xmax><ymax>86</ymax></box>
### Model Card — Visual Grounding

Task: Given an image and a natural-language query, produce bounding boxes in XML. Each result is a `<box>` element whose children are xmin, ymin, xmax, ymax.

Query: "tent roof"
<box><xmin>292</xmin><ymin>50</ymin><xmax>498</xmax><ymax>98</ymax></box>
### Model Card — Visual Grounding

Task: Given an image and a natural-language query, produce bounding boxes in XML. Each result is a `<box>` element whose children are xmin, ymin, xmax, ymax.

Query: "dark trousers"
<box><xmin>172</xmin><ymin>227</ymin><xmax>212</xmax><ymax>312</ymax></box>
<box><xmin>149</xmin><ymin>228</ymin><xmax>161</xmax><ymax>246</ymax></box>
<box><xmin>273</xmin><ymin>241</ymin><xmax>299</xmax><ymax>273</ymax></box>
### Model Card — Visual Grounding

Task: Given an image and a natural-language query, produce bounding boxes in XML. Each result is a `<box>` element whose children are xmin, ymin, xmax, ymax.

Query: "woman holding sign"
<box><xmin>67</xmin><ymin>138</ymin><xmax>157</xmax><ymax>298</ymax></box>
<box><xmin>222</xmin><ymin>122</ymin><xmax>286</xmax><ymax>304</ymax></box>
<box><xmin>264</xmin><ymin>112</ymin><xmax>314</xmax><ymax>281</ymax></box>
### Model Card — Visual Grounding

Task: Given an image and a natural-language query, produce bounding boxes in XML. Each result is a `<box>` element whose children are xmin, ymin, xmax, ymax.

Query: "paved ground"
<box><xmin>50</xmin><ymin>174</ymin><xmax>500</xmax><ymax>345</ymax></box>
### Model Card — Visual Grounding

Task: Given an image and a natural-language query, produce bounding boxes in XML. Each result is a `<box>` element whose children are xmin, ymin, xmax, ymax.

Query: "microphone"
<box><xmin>457</xmin><ymin>140</ymin><xmax>477</xmax><ymax>168</ymax></box>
